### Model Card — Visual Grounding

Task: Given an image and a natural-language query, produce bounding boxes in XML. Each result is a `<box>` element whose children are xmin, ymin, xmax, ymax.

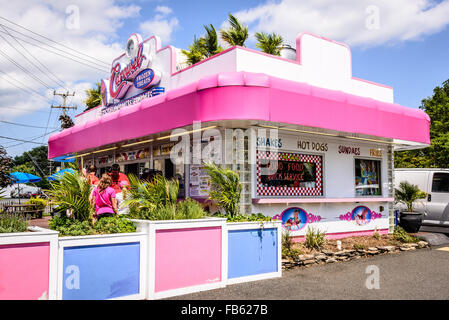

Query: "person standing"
<box><xmin>87</xmin><ymin>165</ymin><xmax>99</xmax><ymax>186</ymax></box>
<box><xmin>89</xmin><ymin>174</ymin><xmax>118</xmax><ymax>221</ymax></box>
<box><xmin>109</xmin><ymin>163</ymin><xmax>130</xmax><ymax>194</ymax></box>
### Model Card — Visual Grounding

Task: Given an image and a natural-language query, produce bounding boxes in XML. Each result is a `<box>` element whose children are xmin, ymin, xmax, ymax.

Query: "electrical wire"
<box><xmin>0</xmin><ymin>46</ymin><xmax>53</xmax><ymax>90</ymax></box>
<box><xmin>0</xmin><ymin>16</ymin><xmax>111</xmax><ymax>67</ymax></box>
<box><xmin>0</xmin><ymin>120</ymin><xmax>57</xmax><ymax>129</ymax></box>
<box><xmin>0</xmin><ymin>28</ymin><xmax>109</xmax><ymax>73</ymax></box>
<box><xmin>0</xmin><ymin>24</ymin><xmax>67</xmax><ymax>90</ymax></box>
<box><xmin>0</xmin><ymin>69</ymin><xmax>52</xmax><ymax>103</ymax></box>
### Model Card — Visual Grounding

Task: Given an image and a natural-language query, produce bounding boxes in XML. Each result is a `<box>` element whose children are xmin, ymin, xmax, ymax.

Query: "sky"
<box><xmin>0</xmin><ymin>0</ymin><xmax>449</xmax><ymax>158</ymax></box>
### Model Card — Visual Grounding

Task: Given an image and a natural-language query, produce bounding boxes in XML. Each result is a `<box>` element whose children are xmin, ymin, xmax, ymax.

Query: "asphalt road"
<box><xmin>171</xmin><ymin>246</ymin><xmax>449</xmax><ymax>300</ymax></box>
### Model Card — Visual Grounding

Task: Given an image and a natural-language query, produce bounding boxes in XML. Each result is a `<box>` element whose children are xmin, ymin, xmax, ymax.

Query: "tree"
<box><xmin>84</xmin><ymin>82</ymin><xmax>102</xmax><ymax>112</ymax></box>
<box><xmin>202</xmin><ymin>24</ymin><xmax>223</xmax><ymax>57</ymax></box>
<box><xmin>0</xmin><ymin>146</ymin><xmax>12</xmax><ymax>188</ymax></box>
<box><xmin>181</xmin><ymin>36</ymin><xmax>207</xmax><ymax>66</ymax></box>
<box><xmin>203</xmin><ymin>162</ymin><xmax>242</xmax><ymax>217</ymax></box>
<box><xmin>181</xmin><ymin>25</ymin><xmax>223</xmax><ymax>66</ymax></box>
<box><xmin>59</xmin><ymin>114</ymin><xmax>74</xmax><ymax>129</ymax></box>
<box><xmin>255</xmin><ymin>32</ymin><xmax>284</xmax><ymax>56</ymax></box>
<box><xmin>13</xmin><ymin>146</ymin><xmax>59</xmax><ymax>189</ymax></box>
<box><xmin>219</xmin><ymin>13</ymin><xmax>249</xmax><ymax>47</ymax></box>
<box><xmin>395</xmin><ymin>79</ymin><xmax>449</xmax><ymax>168</ymax></box>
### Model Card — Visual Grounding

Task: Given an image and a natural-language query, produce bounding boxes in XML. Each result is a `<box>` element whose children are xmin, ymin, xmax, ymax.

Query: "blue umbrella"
<box><xmin>9</xmin><ymin>171</ymin><xmax>41</xmax><ymax>183</ymax></box>
<box><xmin>47</xmin><ymin>168</ymin><xmax>76</xmax><ymax>181</ymax></box>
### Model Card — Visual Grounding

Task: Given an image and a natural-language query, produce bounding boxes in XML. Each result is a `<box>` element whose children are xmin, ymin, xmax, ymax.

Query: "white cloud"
<box><xmin>0</xmin><ymin>0</ymin><xmax>141</xmax><ymax>123</ymax></box>
<box><xmin>139</xmin><ymin>5</ymin><xmax>179</xmax><ymax>43</ymax></box>
<box><xmin>231</xmin><ymin>0</ymin><xmax>449</xmax><ymax>47</ymax></box>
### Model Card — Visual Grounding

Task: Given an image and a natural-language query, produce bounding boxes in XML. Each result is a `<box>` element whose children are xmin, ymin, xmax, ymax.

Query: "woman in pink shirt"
<box><xmin>89</xmin><ymin>174</ymin><xmax>118</xmax><ymax>221</ymax></box>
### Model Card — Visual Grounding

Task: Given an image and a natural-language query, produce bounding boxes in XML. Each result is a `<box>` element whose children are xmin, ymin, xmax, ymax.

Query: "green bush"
<box><xmin>305</xmin><ymin>226</ymin><xmax>327</xmax><ymax>250</ymax></box>
<box><xmin>214</xmin><ymin>212</ymin><xmax>272</xmax><ymax>222</ymax></box>
<box><xmin>93</xmin><ymin>216</ymin><xmax>136</xmax><ymax>234</ymax></box>
<box><xmin>25</xmin><ymin>196</ymin><xmax>48</xmax><ymax>210</ymax></box>
<box><xmin>0</xmin><ymin>214</ymin><xmax>28</xmax><ymax>233</ymax></box>
<box><xmin>281</xmin><ymin>230</ymin><xmax>303</xmax><ymax>260</ymax></box>
<box><xmin>49</xmin><ymin>215</ymin><xmax>137</xmax><ymax>236</ymax></box>
<box><xmin>49</xmin><ymin>216</ymin><xmax>93</xmax><ymax>236</ymax></box>
<box><xmin>393</xmin><ymin>226</ymin><xmax>420</xmax><ymax>243</ymax></box>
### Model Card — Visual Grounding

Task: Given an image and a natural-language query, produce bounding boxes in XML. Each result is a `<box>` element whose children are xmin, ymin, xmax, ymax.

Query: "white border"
<box><xmin>0</xmin><ymin>227</ymin><xmax>59</xmax><ymax>300</ymax></box>
<box><xmin>225</xmin><ymin>221</ymin><xmax>282</xmax><ymax>285</ymax></box>
<box><xmin>56</xmin><ymin>232</ymin><xmax>148</xmax><ymax>300</ymax></box>
<box><xmin>132</xmin><ymin>218</ymin><xmax>227</xmax><ymax>300</ymax></box>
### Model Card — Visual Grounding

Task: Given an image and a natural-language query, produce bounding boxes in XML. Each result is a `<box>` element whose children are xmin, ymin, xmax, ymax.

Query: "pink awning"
<box><xmin>48</xmin><ymin>71</ymin><xmax>430</xmax><ymax>159</ymax></box>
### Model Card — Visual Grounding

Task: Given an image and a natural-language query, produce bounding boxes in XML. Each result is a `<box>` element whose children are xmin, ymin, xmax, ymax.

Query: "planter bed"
<box><xmin>57</xmin><ymin>231</ymin><xmax>147</xmax><ymax>300</ymax></box>
<box><xmin>133</xmin><ymin>218</ymin><xmax>227</xmax><ymax>300</ymax></box>
<box><xmin>282</xmin><ymin>235</ymin><xmax>430</xmax><ymax>269</ymax></box>
<box><xmin>0</xmin><ymin>226</ymin><xmax>58</xmax><ymax>300</ymax></box>
<box><xmin>226</xmin><ymin>221</ymin><xmax>282</xmax><ymax>284</ymax></box>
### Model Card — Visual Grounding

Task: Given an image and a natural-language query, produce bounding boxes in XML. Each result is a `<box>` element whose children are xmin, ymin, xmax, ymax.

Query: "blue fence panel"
<box><xmin>62</xmin><ymin>242</ymin><xmax>140</xmax><ymax>300</ymax></box>
<box><xmin>228</xmin><ymin>228</ymin><xmax>278</xmax><ymax>279</ymax></box>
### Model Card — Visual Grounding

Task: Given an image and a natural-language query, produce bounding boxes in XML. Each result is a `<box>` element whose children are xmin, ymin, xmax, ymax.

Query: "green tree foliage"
<box><xmin>84</xmin><ymin>82</ymin><xmax>102</xmax><ymax>112</ymax></box>
<box><xmin>0</xmin><ymin>146</ymin><xmax>12</xmax><ymax>188</ymax></box>
<box><xmin>13</xmin><ymin>146</ymin><xmax>58</xmax><ymax>189</ymax></box>
<box><xmin>46</xmin><ymin>170</ymin><xmax>93</xmax><ymax>222</ymax></box>
<box><xmin>219</xmin><ymin>13</ymin><xmax>249</xmax><ymax>47</ymax></box>
<box><xmin>255</xmin><ymin>32</ymin><xmax>284</xmax><ymax>56</ymax></box>
<box><xmin>395</xmin><ymin>79</ymin><xmax>449</xmax><ymax>168</ymax></box>
<box><xmin>181</xmin><ymin>25</ymin><xmax>223</xmax><ymax>66</ymax></box>
<box><xmin>203</xmin><ymin>162</ymin><xmax>241</xmax><ymax>217</ymax></box>
<box><xmin>395</xmin><ymin>181</ymin><xmax>427</xmax><ymax>212</ymax></box>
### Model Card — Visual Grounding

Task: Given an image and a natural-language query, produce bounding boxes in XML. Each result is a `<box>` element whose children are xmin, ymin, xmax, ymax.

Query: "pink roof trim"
<box><xmin>49</xmin><ymin>71</ymin><xmax>429</xmax><ymax>159</ymax></box>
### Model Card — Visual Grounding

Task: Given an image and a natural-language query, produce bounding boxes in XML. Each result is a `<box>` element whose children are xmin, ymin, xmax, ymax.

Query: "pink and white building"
<box><xmin>48</xmin><ymin>32</ymin><xmax>430</xmax><ymax>240</ymax></box>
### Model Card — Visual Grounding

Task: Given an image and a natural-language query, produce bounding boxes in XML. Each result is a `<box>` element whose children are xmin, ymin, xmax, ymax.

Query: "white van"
<box><xmin>394</xmin><ymin>168</ymin><xmax>449</xmax><ymax>227</ymax></box>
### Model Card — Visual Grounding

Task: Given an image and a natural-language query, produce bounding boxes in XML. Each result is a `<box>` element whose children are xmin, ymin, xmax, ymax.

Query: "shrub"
<box><xmin>305</xmin><ymin>226</ymin><xmax>327</xmax><ymax>250</ymax></box>
<box><xmin>393</xmin><ymin>226</ymin><xmax>420</xmax><ymax>243</ymax></box>
<box><xmin>93</xmin><ymin>216</ymin><xmax>136</xmax><ymax>234</ymax></box>
<box><xmin>281</xmin><ymin>230</ymin><xmax>303</xmax><ymax>260</ymax></box>
<box><xmin>0</xmin><ymin>214</ymin><xmax>28</xmax><ymax>233</ymax></box>
<box><xmin>215</xmin><ymin>212</ymin><xmax>272</xmax><ymax>222</ymax></box>
<box><xmin>353</xmin><ymin>243</ymin><xmax>366</xmax><ymax>250</ymax></box>
<box><xmin>25</xmin><ymin>196</ymin><xmax>48</xmax><ymax>210</ymax></box>
<box><xmin>49</xmin><ymin>215</ymin><xmax>137</xmax><ymax>236</ymax></box>
<box><xmin>49</xmin><ymin>216</ymin><xmax>93</xmax><ymax>236</ymax></box>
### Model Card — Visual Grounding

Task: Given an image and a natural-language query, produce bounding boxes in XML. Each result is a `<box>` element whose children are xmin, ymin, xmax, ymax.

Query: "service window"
<box><xmin>256</xmin><ymin>151</ymin><xmax>323</xmax><ymax>197</ymax></box>
<box><xmin>355</xmin><ymin>158</ymin><xmax>381</xmax><ymax>196</ymax></box>
<box><xmin>431</xmin><ymin>173</ymin><xmax>449</xmax><ymax>192</ymax></box>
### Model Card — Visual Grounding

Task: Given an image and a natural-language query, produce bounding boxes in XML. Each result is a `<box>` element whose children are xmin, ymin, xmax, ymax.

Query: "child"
<box><xmin>89</xmin><ymin>174</ymin><xmax>118</xmax><ymax>221</ymax></box>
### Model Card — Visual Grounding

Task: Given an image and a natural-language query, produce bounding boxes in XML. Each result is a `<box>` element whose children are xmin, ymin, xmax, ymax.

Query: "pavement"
<box><xmin>170</xmin><ymin>245</ymin><xmax>449</xmax><ymax>300</ymax></box>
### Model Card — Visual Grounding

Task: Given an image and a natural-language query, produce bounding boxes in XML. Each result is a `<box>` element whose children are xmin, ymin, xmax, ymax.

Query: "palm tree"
<box><xmin>84</xmin><ymin>82</ymin><xmax>102</xmax><ymax>111</ymax></box>
<box><xmin>203</xmin><ymin>162</ymin><xmax>242</xmax><ymax>217</ymax></box>
<box><xmin>181</xmin><ymin>36</ymin><xmax>207</xmax><ymax>66</ymax></box>
<box><xmin>220</xmin><ymin>13</ymin><xmax>249</xmax><ymax>47</ymax></box>
<box><xmin>255</xmin><ymin>32</ymin><xmax>284</xmax><ymax>56</ymax></box>
<box><xmin>46</xmin><ymin>170</ymin><xmax>93</xmax><ymax>222</ymax></box>
<box><xmin>202</xmin><ymin>24</ymin><xmax>223</xmax><ymax>57</ymax></box>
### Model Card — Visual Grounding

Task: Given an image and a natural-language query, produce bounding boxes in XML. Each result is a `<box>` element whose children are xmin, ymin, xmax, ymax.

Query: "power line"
<box><xmin>0</xmin><ymin>46</ymin><xmax>53</xmax><ymax>90</ymax></box>
<box><xmin>0</xmin><ymin>24</ymin><xmax>67</xmax><ymax>89</ymax></box>
<box><xmin>0</xmin><ymin>135</ymin><xmax>47</xmax><ymax>145</ymax></box>
<box><xmin>0</xmin><ymin>105</ymin><xmax>50</xmax><ymax>114</ymax></box>
<box><xmin>0</xmin><ymin>27</ymin><xmax>109</xmax><ymax>73</ymax></box>
<box><xmin>0</xmin><ymin>17</ymin><xmax>111</xmax><ymax>67</ymax></box>
<box><xmin>0</xmin><ymin>120</ymin><xmax>57</xmax><ymax>129</ymax></box>
<box><xmin>0</xmin><ymin>69</ymin><xmax>52</xmax><ymax>103</ymax></box>
<box><xmin>4</xmin><ymin>129</ymin><xmax>58</xmax><ymax>148</ymax></box>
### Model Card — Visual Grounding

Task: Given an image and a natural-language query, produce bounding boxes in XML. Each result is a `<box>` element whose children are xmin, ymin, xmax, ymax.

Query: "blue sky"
<box><xmin>1</xmin><ymin>0</ymin><xmax>449</xmax><ymax>158</ymax></box>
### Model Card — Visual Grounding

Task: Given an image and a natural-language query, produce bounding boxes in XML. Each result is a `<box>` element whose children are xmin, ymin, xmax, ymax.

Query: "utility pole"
<box><xmin>51</xmin><ymin>91</ymin><xmax>77</xmax><ymax>129</ymax></box>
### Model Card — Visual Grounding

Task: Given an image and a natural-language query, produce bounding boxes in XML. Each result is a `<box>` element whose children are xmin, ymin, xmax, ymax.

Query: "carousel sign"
<box><xmin>101</xmin><ymin>33</ymin><xmax>162</xmax><ymax>107</ymax></box>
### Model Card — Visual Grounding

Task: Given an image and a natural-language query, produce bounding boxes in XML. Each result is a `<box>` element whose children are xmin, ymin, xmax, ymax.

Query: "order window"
<box><xmin>355</xmin><ymin>159</ymin><xmax>381</xmax><ymax>196</ymax></box>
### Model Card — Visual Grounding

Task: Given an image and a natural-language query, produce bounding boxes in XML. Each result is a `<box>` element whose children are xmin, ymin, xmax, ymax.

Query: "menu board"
<box><xmin>189</xmin><ymin>165</ymin><xmax>211</xmax><ymax>197</ymax></box>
